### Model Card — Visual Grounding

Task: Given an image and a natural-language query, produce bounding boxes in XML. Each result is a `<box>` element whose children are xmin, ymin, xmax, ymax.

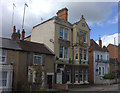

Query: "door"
<box><xmin>47</xmin><ymin>75</ymin><xmax>52</xmax><ymax>89</ymax></box>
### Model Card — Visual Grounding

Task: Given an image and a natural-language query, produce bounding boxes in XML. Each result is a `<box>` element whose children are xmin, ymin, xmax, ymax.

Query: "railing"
<box><xmin>95</xmin><ymin>59</ymin><xmax>109</xmax><ymax>63</ymax></box>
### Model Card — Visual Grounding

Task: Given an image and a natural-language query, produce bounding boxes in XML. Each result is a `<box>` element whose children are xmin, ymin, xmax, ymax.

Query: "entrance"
<box><xmin>47</xmin><ymin>75</ymin><xmax>52</xmax><ymax>89</ymax></box>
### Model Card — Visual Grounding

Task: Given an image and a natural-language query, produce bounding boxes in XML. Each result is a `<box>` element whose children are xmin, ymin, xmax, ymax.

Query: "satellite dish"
<box><xmin>49</xmin><ymin>39</ymin><xmax>54</xmax><ymax>43</ymax></box>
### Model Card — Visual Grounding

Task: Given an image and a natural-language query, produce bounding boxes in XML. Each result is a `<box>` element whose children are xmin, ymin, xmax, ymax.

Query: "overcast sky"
<box><xmin>1</xmin><ymin>0</ymin><xmax>119</xmax><ymax>46</ymax></box>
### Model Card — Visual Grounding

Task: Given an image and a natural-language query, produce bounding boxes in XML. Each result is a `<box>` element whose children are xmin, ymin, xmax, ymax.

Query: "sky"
<box><xmin>0</xmin><ymin>0</ymin><xmax>120</xmax><ymax>46</ymax></box>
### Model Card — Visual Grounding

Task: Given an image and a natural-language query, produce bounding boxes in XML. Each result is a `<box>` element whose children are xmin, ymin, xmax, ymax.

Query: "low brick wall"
<box><xmin>53</xmin><ymin>84</ymin><xmax>68</xmax><ymax>90</ymax></box>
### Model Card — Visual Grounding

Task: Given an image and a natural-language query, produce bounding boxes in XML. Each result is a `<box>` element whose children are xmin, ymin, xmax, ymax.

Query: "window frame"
<box><xmin>64</xmin><ymin>47</ymin><xmax>68</xmax><ymax>60</ymax></box>
<box><xmin>83</xmin><ymin>32</ymin><xmax>87</xmax><ymax>43</ymax></box>
<box><xmin>84</xmin><ymin>49</ymin><xmax>87</xmax><ymax>60</ymax></box>
<box><xmin>75</xmin><ymin>48</ymin><xmax>78</xmax><ymax>60</ymax></box>
<box><xmin>0</xmin><ymin>49</ymin><xmax>7</xmax><ymax>64</ymax></box>
<box><xmin>33</xmin><ymin>54</ymin><xmax>42</xmax><ymax>65</ymax></box>
<box><xmin>64</xmin><ymin>29</ymin><xmax>68</xmax><ymax>40</ymax></box>
<box><xmin>59</xmin><ymin>46</ymin><xmax>63</xmax><ymax>59</ymax></box>
<box><xmin>59</xmin><ymin>27</ymin><xmax>63</xmax><ymax>39</ymax></box>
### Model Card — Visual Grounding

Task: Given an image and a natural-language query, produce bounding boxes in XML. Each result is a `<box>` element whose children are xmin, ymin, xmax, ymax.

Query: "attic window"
<box><xmin>82</xmin><ymin>23</ymin><xmax>85</xmax><ymax>27</ymax></box>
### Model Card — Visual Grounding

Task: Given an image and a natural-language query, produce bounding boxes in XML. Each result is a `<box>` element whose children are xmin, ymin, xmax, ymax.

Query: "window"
<box><xmin>99</xmin><ymin>67</ymin><xmax>101</xmax><ymax>75</ymax></box>
<box><xmin>33</xmin><ymin>54</ymin><xmax>42</xmax><ymax>65</ymax></box>
<box><xmin>64</xmin><ymin>47</ymin><xmax>68</xmax><ymax>60</ymax></box>
<box><xmin>83</xmin><ymin>33</ymin><xmax>86</xmax><ymax>42</ymax></box>
<box><xmin>97</xmin><ymin>55</ymin><xmax>99</xmax><ymax>60</ymax></box>
<box><xmin>102</xmin><ymin>67</ymin><xmax>104</xmax><ymax>75</ymax></box>
<box><xmin>83</xmin><ymin>70</ymin><xmax>88</xmax><ymax>82</ymax></box>
<box><xmin>0</xmin><ymin>49</ymin><xmax>7</xmax><ymax>64</ymax></box>
<box><xmin>75</xmin><ymin>70</ymin><xmax>78</xmax><ymax>83</ymax></box>
<box><xmin>2</xmin><ymin>71</ymin><xmax>7</xmax><ymax>87</ymax></box>
<box><xmin>64</xmin><ymin>29</ymin><xmax>68</xmax><ymax>40</ymax></box>
<box><xmin>59</xmin><ymin>46</ymin><xmax>63</xmax><ymax>58</ymax></box>
<box><xmin>60</xmin><ymin>27</ymin><xmax>63</xmax><ymax>39</ymax></box>
<box><xmin>79</xmin><ymin>48</ymin><xmax>83</xmax><ymax>60</ymax></box>
<box><xmin>28</xmin><ymin>71</ymin><xmax>33</xmax><ymax>82</ymax></box>
<box><xmin>80</xmin><ymin>70</ymin><xmax>83</xmax><ymax>82</ymax></box>
<box><xmin>75</xmin><ymin>48</ymin><xmax>78</xmax><ymax>60</ymax></box>
<box><xmin>66</xmin><ymin>70</ymin><xmax>71</xmax><ymax>83</ymax></box>
<box><xmin>101</xmin><ymin>55</ymin><xmax>102</xmax><ymax>60</ymax></box>
<box><xmin>84</xmin><ymin>49</ymin><xmax>87</xmax><ymax>60</ymax></box>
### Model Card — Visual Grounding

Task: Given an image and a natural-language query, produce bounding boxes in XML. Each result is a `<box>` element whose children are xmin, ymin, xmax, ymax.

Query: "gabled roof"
<box><xmin>89</xmin><ymin>39</ymin><xmax>108</xmax><ymax>52</ymax></box>
<box><xmin>0</xmin><ymin>37</ymin><xmax>54</xmax><ymax>55</ymax></box>
<box><xmin>73</xmin><ymin>15</ymin><xmax>91</xmax><ymax>30</ymax></box>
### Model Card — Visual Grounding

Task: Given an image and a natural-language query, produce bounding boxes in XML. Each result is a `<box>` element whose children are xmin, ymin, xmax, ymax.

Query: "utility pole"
<box><xmin>22</xmin><ymin>3</ymin><xmax>28</xmax><ymax>30</ymax></box>
<box><xmin>11</xmin><ymin>3</ymin><xmax>16</xmax><ymax>30</ymax></box>
<box><xmin>114</xmin><ymin>37</ymin><xmax>117</xmax><ymax>83</ymax></box>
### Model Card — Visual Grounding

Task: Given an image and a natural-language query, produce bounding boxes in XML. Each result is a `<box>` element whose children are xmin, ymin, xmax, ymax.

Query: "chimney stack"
<box><xmin>99</xmin><ymin>37</ymin><xmax>102</xmax><ymax>48</ymax></box>
<box><xmin>57</xmin><ymin>8</ymin><xmax>68</xmax><ymax>21</ymax></box>
<box><xmin>22</xmin><ymin>29</ymin><xmax>25</xmax><ymax>40</ymax></box>
<box><xmin>13</xmin><ymin>26</ymin><xmax>16</xmax><ymax>33</ymax></box>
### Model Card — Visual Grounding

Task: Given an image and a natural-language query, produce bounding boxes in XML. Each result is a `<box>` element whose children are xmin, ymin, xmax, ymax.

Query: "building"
<box><xmin>107</xmin><ymin>44</ymin><xmax>120</xmax><ymax>76</ymax></box>
<box><xmin>88</xmin><ymin>39</ymin><xmax>110</xmax><ymax>84</ymax></box>
<box><xmin>0</xmin><ymin>27</ymin><xmax>55</xmax><ymax>92</ymax></box>
<box><xmin>25</xmin><ymin>8</ymin><xmax>90</xmax><ymax>88</ymax></box>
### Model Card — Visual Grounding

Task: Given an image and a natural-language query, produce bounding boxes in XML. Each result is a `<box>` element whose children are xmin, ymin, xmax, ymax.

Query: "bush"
<box><xmin>103</xmin><ymin>73</ymin><xmax>115</xmax><ymax>79</ymax></box>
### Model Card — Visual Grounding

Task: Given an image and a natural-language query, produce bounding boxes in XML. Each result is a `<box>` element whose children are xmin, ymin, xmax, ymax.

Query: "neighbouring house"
<box><xmin>0</xmin><ymin>26</ymin><xmax>55</xmax><ymax>92</ymax></box>
<box><xmin>25</xmin><ymin>8</ymin><xmax>90</xmax><ymax>89</ymax></box>
<box><xmin>107</xmin><ymin>44</ymin><xmax>120</xmax><ymax>77</ymax></box>
<box><xmin>88</xmin><ymin>38</ymin><xmax>110</xmax><ymax>84</ymax></box>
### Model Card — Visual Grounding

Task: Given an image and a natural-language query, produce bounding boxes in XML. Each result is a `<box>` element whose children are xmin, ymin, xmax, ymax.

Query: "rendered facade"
<box><xmin>28</xmin><ymin>8</ymin><xmax>90</xmax><ymax>88</ymax></box>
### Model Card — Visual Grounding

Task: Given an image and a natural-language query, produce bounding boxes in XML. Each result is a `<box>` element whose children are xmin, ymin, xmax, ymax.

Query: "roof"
<box><xmin>89</xmin><ymin>39</ymin><xmax>108</xmax><ymax>52</ymax></box>
<box><xmin>107</xmin><ymin>44</ymin><xmax>120</xmax><ymax>49</ymax></box>
<box><xmin>0</xmin><ymin>37</ymin><xmax>21</xmax><ymax>50</ymax></box>
<box><xmin>17</xmin><ymin>40</ymin><xmax>54</xmax><ymax>55</ymax></box>
<box><xmin>0</xmin><ymin>37</ymin><xmax>54</xmax><ymax>55</ymax></box>
<box><xmin>33</xmin><ymin>16</ymin><xmax>72</xmax><ymax>29</ymax></box>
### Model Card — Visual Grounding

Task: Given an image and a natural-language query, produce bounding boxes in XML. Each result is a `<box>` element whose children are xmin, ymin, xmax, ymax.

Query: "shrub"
<box><xmin>103</xmin><ymin>73</ymin><xmax>115</xmax><ymax>79</ymax></box>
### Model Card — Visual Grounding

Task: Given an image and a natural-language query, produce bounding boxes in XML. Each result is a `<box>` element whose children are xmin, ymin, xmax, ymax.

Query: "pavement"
<box><xmin>68</xmin><ymin>84</ymin><xmax>119</xmax><ymax>91</ymax></box>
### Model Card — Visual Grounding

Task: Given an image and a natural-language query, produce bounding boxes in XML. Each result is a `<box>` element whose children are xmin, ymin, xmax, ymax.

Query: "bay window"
<box><xmin>60</xmin><ymin>27</ymin><xmax>63</xmax><ymax>39</ymax></box>
<box><xmin>80</xmin><ymin>70</ymin><xmax>83</xmax><ymax>82</ymax></box>
<box><xmin>64</xmin><ymin>29</ymin><xmax>68</xmax><ymax>40</ymax></box>
<box><xmin>83</xmin><ymin>33</ymin><xmax>86</xmax><ymax>43</ymax></box>
<box><xmin>64</xmin><ymin>47</ymin><xmax>68</xmax><ymax>60</ymax></box>
<box><xmin>75</xmin><ymin>70</ymin><xmax>78</xmax><ymax>83</ymax></box>
<box><xmin>59</xmin><ymin>46</ymin><xmax>63</xmax><ymax>58</ymax></box>
<box><xmin>79</xmin><ymin>48</ymin><xmax>83</xmax><ymax>60</ymax></box>
<box><xmin>75</xmin><ymin>48</ymin><xmax>78</xmax><ymax>60</ymax></box>
<box><xmin>2</xmin><ymin>71</ymin><xmax>7</xmax><ymax>87</ymax></box>
<box><xmin>84</xmin><ymin>49</ymin><xmax>87</xmax><ymax>60</ymax></box>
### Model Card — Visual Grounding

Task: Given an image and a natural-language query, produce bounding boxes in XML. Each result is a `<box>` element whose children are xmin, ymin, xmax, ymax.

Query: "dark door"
<box><xmin>47</xmin><ymin>75</ymin><xmax>52</xmax><ymax>89</ymax></box>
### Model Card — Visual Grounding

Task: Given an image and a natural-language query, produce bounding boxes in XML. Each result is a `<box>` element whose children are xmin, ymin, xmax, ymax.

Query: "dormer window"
<box><xmin>33</xmin><ymin>53</ymin><xmax>42</xmax><ymax>65</ymax></box>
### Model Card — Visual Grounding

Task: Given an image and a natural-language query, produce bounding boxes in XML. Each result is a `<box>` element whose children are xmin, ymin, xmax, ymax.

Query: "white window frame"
<box><xmin>75</xmin><ymin>70</ymin><xmax>79</xmax><ymax>83</ymax></box>
<box><xmin>64</xmin><ymin>29</ymin><xmax>68</xmax><ymax>40</ymax></box>
<box><xmin>64</xmin><ymin>47</ymin><xmax>68</xmax><ymax>60</ymax></box>
<box><xmin>33</xmin><ymin>54</ymin><xmax>42</xmax><ymax>65</ymax></box>
<box><xmin>66</xmin><ymin>70</ymin><xmax>71</xmax><ymax>83</ymax></box>
<box><xmin>75</xmin><ymin>48</ymin><xmax>78</xmax><ymax>60</ymax></box>
<box><xmin>84</xmin><ymin>49</ymin><xmax>87</xmax><ymax>61</ymax></box>
<box><xmin>1</xmin><ymin>71</ymin><xmax>7</xmax><ymax>87</ymax></box>
<box><xmin>83</xmin><ymin>32</ymin><xmax>87</xmax><ymax>43</ymax></box>
<box><xmin>59</xmin><ymin>46</ymin><xmax>63</xmax><ymax>59</ymax></box>
<box><xmin>0</xmin><ymin>49</ymin><xmax>7</xmax><ymax>64</ymax></box>
<box><xmin>80</xmin><ymin>70</ymin><xmax>83</xmax><ymax>82</ymax></box>
<box><xmin>59</xmin><ymin>27</ymin><xmax>63</xmax><ymax>39</ymax></box>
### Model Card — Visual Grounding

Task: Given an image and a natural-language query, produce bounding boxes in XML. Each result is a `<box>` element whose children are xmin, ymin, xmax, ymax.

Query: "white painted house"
<box><xmin>89</xmin><ymin>39</ymin><xmax>110</xmax><ymax>84</ymax></box>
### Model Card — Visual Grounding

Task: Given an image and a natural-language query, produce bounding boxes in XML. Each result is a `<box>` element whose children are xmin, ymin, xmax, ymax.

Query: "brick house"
<box><xmin>25</xmin><ymin>8</ymin><xmax>90</xmax><ymax>89</ymax></box>
<box><xmin>107</xmin><ymin>44</ymin><xmax>120</xmax><ymax>76</ymax></box>
<box><xmin>0</xmin><ymin>27</ymin><xmax>55</xmax><ymax>92</ymax></box>
<box><xmin>88</xmin><ymin>39</ymin><xmax>110</xmax><ymax>84</ymax></box>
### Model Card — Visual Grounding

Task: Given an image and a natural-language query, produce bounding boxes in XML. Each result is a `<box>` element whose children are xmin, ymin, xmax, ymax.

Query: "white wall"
<box><xmin>31</xmin><ymin>19</ymin><xmax>55</xmax><ymax>52</ymax></box>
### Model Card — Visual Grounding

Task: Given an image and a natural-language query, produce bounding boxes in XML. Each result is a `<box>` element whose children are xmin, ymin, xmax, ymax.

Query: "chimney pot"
<box><xmin>13</xmin><ymin>26</ymin><xmax>16</xmax><ymax>33</ymax></box>
<box><xmin>57</xmin><ymin>8</ymin><xmax>68</xmax><ymax>21</ymax></box>
<box><xmin>22</xmin><ymin>29</ymin><xmax>25</xmax><ymax>40</ymax></box>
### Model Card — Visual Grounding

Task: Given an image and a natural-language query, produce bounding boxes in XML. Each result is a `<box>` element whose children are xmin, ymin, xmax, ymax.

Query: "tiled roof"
<box><xmin>17</xmin><ymin>40</ymin><xmax>54</xmax><ymax>55</ymax></box>
<box><xmin>0</xmin><ymin>37</ymin><xmax>54</xmax><ymax>55</ymax></box>
<box><xmin>89</xmin><ymin>39</ymin><xmax>108</xmax><ymax>52</ymax></box>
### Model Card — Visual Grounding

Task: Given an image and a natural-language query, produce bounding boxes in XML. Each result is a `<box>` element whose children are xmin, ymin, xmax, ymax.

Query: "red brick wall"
<box><xmin>57</xmin><ymin>9</ymin><xmax>68</xmax><ymax>21</ymax></box>
<box><xmin>88</xmin><ymin>51</ymin><xmax>94</xmax><ymax>84</ymax></box>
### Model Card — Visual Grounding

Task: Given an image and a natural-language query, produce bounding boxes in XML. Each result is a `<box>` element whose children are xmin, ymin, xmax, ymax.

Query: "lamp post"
<box><xmin>114</xmin><ymin>37</ymin><xmax>117</xmax><ymax>83</ymax></box>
